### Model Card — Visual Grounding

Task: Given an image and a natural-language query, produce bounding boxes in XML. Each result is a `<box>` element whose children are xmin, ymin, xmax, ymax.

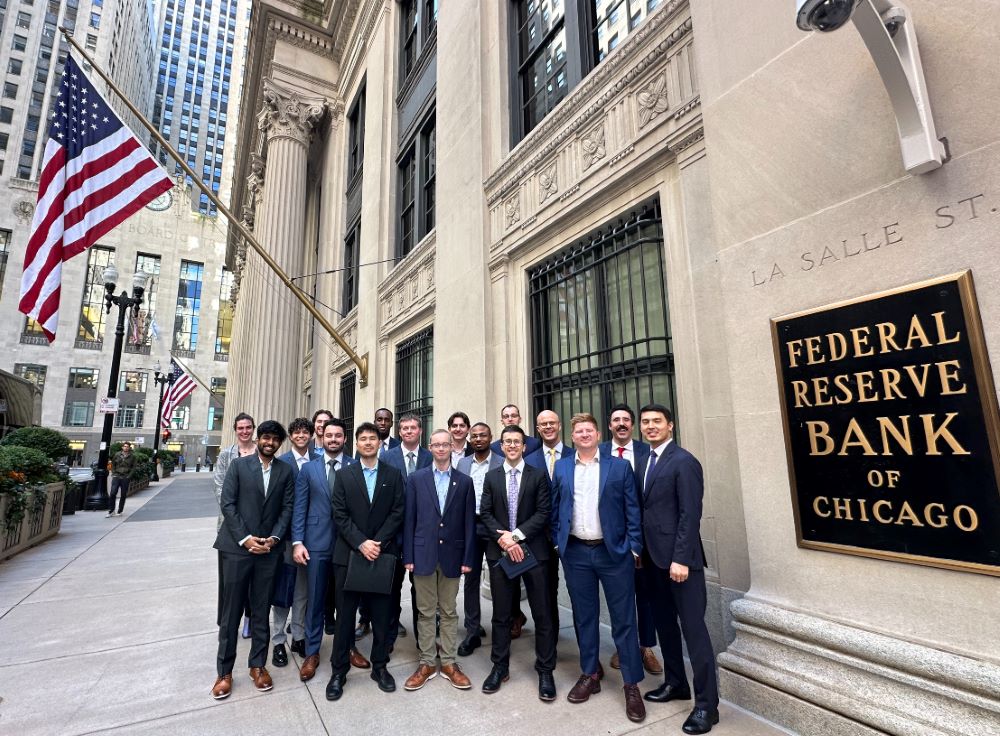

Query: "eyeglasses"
<box><xmin>501</xmin><ymin>439</ymin><xmax>524</xmax><ymax>447</ymax></box>
<box><xmin>429</xmin><ymin>442</ymin><xmax>451</xmax><ymax>449</ymax></box>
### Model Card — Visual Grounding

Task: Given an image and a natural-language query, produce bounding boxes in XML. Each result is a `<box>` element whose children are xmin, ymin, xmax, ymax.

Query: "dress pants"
<box><xmin>271</xmin><ymin>562</ymin><xmax>308</xmax><ymax>645</ymax></box>
<box><xmin>413</xmin><ymin>565</ymin><xmax>461</xmax><ymax>666</ymax></box>
<box><xmin>562</xmin><ymin>538</ymin><xmax>643</xmax><ymax>683</ymax></box>
<box><xmin>462</xmin><ymin>536</ymin><xmax>488</xmax><ymax>636</ymax></box>
<box><xmin>488</xmin><ymin>561</ymin><xmax>557</xmax><ymax>673</ymax></box>
<box><xmin>108</xmin><ymin>476</ymin><xmax>130</xmax><ymax>513</ymax></box>
<box><xmin>645</xmin><ymin>555</ymin><xmax>719</xmax><ymax>710</ymax></box>
<box><xmin>386</xmin><ymin>561</ymin><xmax>418</xmax><ymax>649</ymax></box>
<box><xmin>301</xmin><ymin>557</ymin><xmax>333</xmax><ymax>656</ymax></box>
<box><xmin>330</xmin><ymin>563</ymin><xmax>393</xmax><ymax>676</ymax></box>
<box><xmin>217</xmin><ymin>550</ymin><xmax>282</xmax><ymax>676</ymax></box>
<box><xmin>635</xmin><ymin>562</ymin><xmax>658</xmax><ymax>648</ymax></box>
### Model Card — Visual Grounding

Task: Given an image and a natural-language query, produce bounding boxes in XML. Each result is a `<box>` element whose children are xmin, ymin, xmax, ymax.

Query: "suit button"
<box><xmin>440</xmin><ymin>523</ymin><xmax>444</xmax><ymax>527</ymax></box>
<box><xmin>439</xmin><ymin>540</ymin><xmax>443</xmax><ymax>544</ymax></box>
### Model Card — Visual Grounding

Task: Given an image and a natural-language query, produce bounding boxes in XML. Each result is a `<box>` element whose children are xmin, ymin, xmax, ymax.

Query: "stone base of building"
<box><xmin>718</xmin><ymin>599</ymin><xmax>1000</xmax><ymax>736</ymax></box>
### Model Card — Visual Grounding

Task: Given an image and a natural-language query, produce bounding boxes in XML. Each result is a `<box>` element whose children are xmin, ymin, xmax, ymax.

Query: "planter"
<box><xmin>126</xmin><ymin>477</ymin><xmax>149</xmax><ymax>495</ymax></box>
<box><xmin>1</xmin><ymin>481</ymin><xmax>64</xmax><ymax>563</ymax></box>
<box><xmin>62</xmin><ymin>482</ymin><xmax>79</xmax><ymax>515</ymax></box>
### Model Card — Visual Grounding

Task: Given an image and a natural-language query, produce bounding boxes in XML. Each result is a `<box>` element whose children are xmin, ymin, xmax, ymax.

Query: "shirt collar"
<box><xmin>574</xmin><ymin>452</ymin><xmax>599</xmax><ymax>466</ymax></box>
<box><xmin>259</xmin><ymin>455</ymin><xmax>272</xmax><ymax>471</ymax></box>
<box><xmin>650</xmin><ymin>438</ymin><xmax>673</xmax><ymax>456</ymax></box>
<box><xmin>325</xmin><ymin>451</ymin><xmax>344</xmax><ymax>465</ymax></box>
<box><xmin>292</xmin><ymin>448</ymin><xmax>309</xmax><ymax>462</ymax></box>
<box><xmin>433</xmin><ymin>466</ymin><xmax>451</xmax><ymax>478</ymax></box>
<box><xmin>503</xmin><ymin>460</ymin><xmax>526</xmax><ymax>474</ymax></box>
<box><xmin>361</xmin><ymin>460</ymin><xmax>379</xmax><ymax>473</ymax></box>
<box><xmin>612</xmin><ymin>439</ymin><xmax>633</xmax><ymax>453</ymax></box>
<box><xmin>544</xmin><ymin>442</ymin><xmax>564</xmax><ymax>455</ymax></box>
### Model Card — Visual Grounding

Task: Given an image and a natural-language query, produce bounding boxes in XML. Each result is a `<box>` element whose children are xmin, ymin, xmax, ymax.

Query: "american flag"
<box><xmin>161</xmin><ymin>358</ymin><xmax>197</xmax><ymax>428</ymax></box>
<box><xmin>18</xmin><ymin>55</ymin><xmax>173</xmax><ymax>341</ymax></box>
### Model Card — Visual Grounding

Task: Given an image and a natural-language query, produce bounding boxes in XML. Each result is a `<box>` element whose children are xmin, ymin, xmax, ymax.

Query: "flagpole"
<box><xmin>58</xmin><ymin>28</ymin><xmax>370</xmax><ymax>386</ymax></box>
<box><xmin>170</xmin><ymin>352</ymin><xmax>223</xmax><ymax>407</ymax></box>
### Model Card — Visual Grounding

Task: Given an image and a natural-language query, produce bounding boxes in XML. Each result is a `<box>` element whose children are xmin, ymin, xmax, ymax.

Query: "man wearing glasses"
<box><xmin>478</xmin><ymin>425</ymin><xmax>558</xmax><ymax>701</ymax></box>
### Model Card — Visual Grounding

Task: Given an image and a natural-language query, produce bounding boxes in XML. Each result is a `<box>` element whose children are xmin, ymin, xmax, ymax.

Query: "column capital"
<box><xmin>259</xmin><ymin>78</ymin><xmax>326</xmax><ymax>146</ymax></box>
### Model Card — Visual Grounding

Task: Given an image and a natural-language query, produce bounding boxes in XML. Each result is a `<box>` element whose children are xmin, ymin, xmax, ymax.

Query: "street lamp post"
<box><xmin>84</xmin><ymin>265</ymin><xmax>148</xmax><ymax>511</ymax></box>
<box><xmin>150</xmin><ymin>361</ymin><xmax>174</xmax><ymax>481</ymax></box>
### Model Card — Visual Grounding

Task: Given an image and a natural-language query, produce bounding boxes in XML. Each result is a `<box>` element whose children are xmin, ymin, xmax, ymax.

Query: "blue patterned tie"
<box><xmin>507</xmin><ymin>469</ymin><xmax>519</xmax><ymax>532</ymax></box>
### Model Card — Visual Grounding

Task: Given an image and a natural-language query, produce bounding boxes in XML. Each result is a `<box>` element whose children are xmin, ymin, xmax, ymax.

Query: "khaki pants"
<box><xmin>413</xmin><ymin>565</ymin><xmax>461</xmax><ymax>666</ymax></box>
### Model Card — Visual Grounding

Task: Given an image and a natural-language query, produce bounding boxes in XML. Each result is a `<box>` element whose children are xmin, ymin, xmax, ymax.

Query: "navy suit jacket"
<box><xmin>524</xmin><ymin>443</ymin><xmax>574</xmax><ymax>472</ymax></box>
<box><xmin>213</xmin><ymin>454</ymin><xmax>295</xmax><ymax>555</ymax></box>
<box><xmin>598</xmin><ymin>439</ymin><xmax>651</xmax><ymax>478</ymax></box>
<box><xmin>277</xmin><ymin>450</ymin><xmax>310</xmax><ymax>477</ymax></box>
<box><xmin>491</xmin><ymin>435</ymin><xmax>542</xmax><ymax>456</ymax></box>
<box><xmin>641</xmin><ymin>441</ymin><xmax>706</xmax><ymax>570</ymax></box>
<box><xmin>550</xmin><ymin>455</ymin><xmax>642</xmax><ymax>561</ymax></box>
<box><xmin>331</xmin><ymin>461</ymin><xmax>405</xmax><ymax>566</ymax></box>
<box><xmin>382</xmin><ymin>444</ymin><xmax>432</xmax><ymax>476</ymax></box>
<box><xmin>403</xmin><ymin>466</ymin><xmax>476</xmax><ymax>577</ymax></box>
<box><xmin>291</xmin><ymin>454</ymin><xmax>356</xmax><ymax>559</ymax></box>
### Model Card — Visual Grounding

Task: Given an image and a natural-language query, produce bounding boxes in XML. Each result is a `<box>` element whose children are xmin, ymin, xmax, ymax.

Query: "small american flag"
<box><xmin>161</xmin><ymin>358</ymin><xmax>197</xmax><ymax>428</ymax></box>
<box><xmin>18</xmin><ymin>55</ymin><xmax>172</xmax><ymax>341</ymax></box>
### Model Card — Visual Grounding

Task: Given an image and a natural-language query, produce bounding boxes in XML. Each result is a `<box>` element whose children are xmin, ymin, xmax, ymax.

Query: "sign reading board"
<box><xmin>772</xmin><ymin>271</ymin><xmax>1000</xmax><ymax>576</ymax></box>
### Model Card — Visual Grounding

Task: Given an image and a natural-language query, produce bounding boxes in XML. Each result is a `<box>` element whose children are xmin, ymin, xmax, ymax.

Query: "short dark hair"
<box><xmin>608</xmin><ymin>403</ymin><xmax>635</xmax><ymax>422</ymax></box>
<box><xmin>355</xmin><ymin>421</ymin><xmax>379</xmax><ymax>440</ymax></box>
<box><xmin>398</xmin><ymin>413</ymin><xmax>421</xmax><ymax>427</ymax></box>
<box><xmin>374</xmin><ymin>407</ymin><xmax>393</xmax><ymax>418</ymax></box>
<box><xmin>638</xmin><ymin>403</ymin><xmax>674</xmax><ymax>423</ymax></box>
<box><xmin>233</xmin><ymin>412</ymin><xmax>255</xmax><ymax>430</ymax></box>
<box><xmin>323</xmin><ymin>417</ymin><xmax>348</xmax><ymax>434</ymax></box>
<box><xmin>256</xmin><ymin>420</ymin><xmax>287</xmax><ymax>443</ymax></box>
<box><xmin>448</xmin><ymin>411</ymin><xmax>471</xmax><ymax>428</ymax></box>
<box><xmin>288</xmin><ymin>417</ymin><xmax>312</xmax><ymax>434</ymax></box>
<box><xmin>470</xmin><ymin>422</ymin><xmax>492</xmax><ymax>434</ymax></box>
<box><xmin>311</xmin><ymin>409</ymin><xmax>333</xmax><ymax>424</ymax></box>
<box><xmin>500</xmin><ymin>404</ymin><xmax>520</xmax><ymax>416</ymax></box>
<box><xmin>500</xmin><ymin>424</ymin><xmax>526</xmax><ymax>441</ymax></box>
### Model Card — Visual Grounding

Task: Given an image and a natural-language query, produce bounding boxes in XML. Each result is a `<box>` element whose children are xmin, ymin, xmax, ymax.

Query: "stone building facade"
<box><xmin>224</xmin><ymin>1</ymin><xmax>1000</xmax><ymax>733</ymax></box>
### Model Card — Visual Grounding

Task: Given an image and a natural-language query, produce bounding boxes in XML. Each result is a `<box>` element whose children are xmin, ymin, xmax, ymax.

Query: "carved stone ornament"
<box><xmin>505</xmin><ymin>196</ymin><xmax>520</xmax><ymax>227</ymax></box>
<box><xmin>539</xmin><ymin>165</ymin><xmax>558</xmax><ymax>203</ymax></box>
<box><xmin>582</xmin><ymin>125</ymin><xmax>606</xmax><ymax>169</ymax></box>
<box><xmin>259</xmin><ymin>78</ymin><xmax>326</xmax><ymax>146</ymax></box>
<box><xmin>12</xmin><ymin>200</ymin><xmax>34</xmax><ymax>222</ymax></box>
<box><xmin>637</xmin><ymin>72</ymin><xmax>670</xmax><ymax>127</ymax></box>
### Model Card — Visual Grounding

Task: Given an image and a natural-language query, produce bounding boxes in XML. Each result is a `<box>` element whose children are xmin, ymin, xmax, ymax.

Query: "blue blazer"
<box><xmin>291</xmin><ymin>454</ymin><xmax>356</xmax><ymax>559</ymax></box>
<box><xmin>524</xmin><ymin>443</ymin><xmax>574</xmax><ymax>472</ymax></box>
<box><xmin>382</xmin><ymin>444</ymin><xmax>432</xmax><ymax>476</ymax></box>
<box><xmin>277</xmin><ymin>450</ymin><xmax>309</xmax><ymax>476</ymax></box>
<box><xmin>599</xmin><ymin>440</ymin><xmax>650</xmax><ymax>496</ymax></box>
<box><xmin>551</xmin><ymin>455</ymin><xmax>642</xmax><ymax>561</ymax></box>
<box><xmin>641</xmin><ymin>442</ymin><xmax>705</xmax><ymax>570</ymax></box>
<box><xmin>403</xmin><ymin>466</ymin><xmax>476</xmax><ymax>577</ymax></box>
<box><xmin>491</xmin><ymin>435</ymin><xmax>542</xmax><ymax>456</ymax></box>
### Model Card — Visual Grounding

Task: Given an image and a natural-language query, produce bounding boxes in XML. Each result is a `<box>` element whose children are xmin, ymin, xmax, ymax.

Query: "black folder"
<box><xmin>497</xmin><ymin>543</ymin><xmax>538</xmax><ymax>579</ymax></box>
<box><xmin>344</xmin><ymin>551</ymin><xmax>396</xmax><ymax>595</ymax></box>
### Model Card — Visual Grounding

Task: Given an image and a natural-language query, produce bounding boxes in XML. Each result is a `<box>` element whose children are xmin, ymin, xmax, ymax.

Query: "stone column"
<box><xmin>246</xmin><ymin>79</ymin><xmax>325</xmax><ymax>424</ymax></box>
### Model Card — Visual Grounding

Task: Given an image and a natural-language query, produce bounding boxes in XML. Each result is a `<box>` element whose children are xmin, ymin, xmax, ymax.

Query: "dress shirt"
<box><xmin>325</xmin><ymin>452</ymin><xmax>345</xmax><ymax>470</ymax></box>
<box><xmin>608</xmin><ymin>440</ymin><xmax>635</xmax><ymax>469</ymax></box>
<box><xmin>433</xmin><ymin>467</ymin><xmax>451</xmax><ymax>512</ymax></box>
<box><xmin>291</xmin><ymin>448</ymin><xmax>310</xmax><ymax>470</ymax></box>
<box><xmin>468</xmin><ymin>455</ymin><xmax>492</xmax><ymax>513</ymax></box>
<box><xmin>361</xmin><ymin>462</ymin><xmax>379</xmax><ymax>502</ymax></box>
<box><xmin>381</xmin><ymin>438</ymin><xmax>392</xmax><ymax>454</ymax></box>
<box><xmin>646</xmin><ymin>438</ymin><xmax>673</xmax><ymax>484</ymax></box>
<box><xmin>502</xmin><ymin>460</ymin><xmax>527</xmax><ymax>541</ymax></box>
<box><xmin>570</xmin><ymin>453</ymin><xmax>602</xmax><ymax>540</ymax></box>
<box><xmin>451</xmin><ymin>442</ymin><xmax>469</xmax><ymax>469</ymax></box>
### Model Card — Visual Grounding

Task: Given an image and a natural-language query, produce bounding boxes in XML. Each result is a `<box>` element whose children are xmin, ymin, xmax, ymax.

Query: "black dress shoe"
<box><xmin>644</xmin><ymin>682</ymin><xmax>692</xmax><ymax>703</ymax></box>
<box><xmin>538</xmin><ymin>671</ymin><xmax>556</xmax><ymax>702</ymax></box>
<box><xmin>477</xmin><ymin>625</ymin><xmax>486</xmax><ymax>638</ymax></box>
<box><xmin>325</xmin><ymin>621</ymin><xmax>337</xmax><ymax>636</ymax></box>
<box><xmin>289</xmin><ymin>639</ymin><xmax>306</xmax><ymax>657</ymax></box>
<box><xmin>458</xmin><ymin>635</ymin><xmax>481</xmax><ymax>656</ymax></box>
<box><xmin>271</xmin><ymin>643</ymin><xmax>288</xmax><ymax>668</ymax></box>
<box><xmin>325</xmin><ymin>674</ymin><xmax>345</xmax><ymax>701</ymax></box>
<box><xmin>371</xmin><ymin>667</ymin><xmax>396</xmax><ymax>693</ymax></box>
<box><xmin>682</xmin><ymin>707</ymin><xmax>719</xmax><ymax>734</ymax></box>
<box><xmin>481</xmin><ymin>666</ymin><xmax>509</xmax><ymax>694</ymax></box>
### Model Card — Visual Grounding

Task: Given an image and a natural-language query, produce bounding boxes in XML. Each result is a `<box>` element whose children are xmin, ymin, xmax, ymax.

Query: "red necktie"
<box><xmin>616</xmin><ymin>447</ymin><xmax>625</xmax><ymax>458</ymax></box>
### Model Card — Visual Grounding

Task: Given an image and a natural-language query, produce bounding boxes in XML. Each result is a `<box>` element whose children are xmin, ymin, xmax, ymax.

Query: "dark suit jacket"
<box><xmin>491</xmin><ymin>435</ymin><xmax>542</xmax><ymax>456</ymax></box>
<box><xmin>214</xmin><ymin>454</ymin><xmax>295</xmax><ymax>555</ymax></box>
<box><xmin>403</xmin><ymin>466</ymin><xmax>476</xmax><ymax>577</ymax></box>
<box><xmin>524</xmin><ymin>443</ymin><xmax>574</xmax><ymax>472</ymax></box>
<box><xmin>550</xmin><ymin>455</ymin><xmax>642</xmax><ymax>561</ymax></box>
<box><xmin>291</xmin><ymin>454</ymin><xmax>356</xmax><ymax>558</ymax></box>
<box><xmin>641</xmin><ymin>441</ymin><xmax>706</xmax><ymax>570</ymax></box>
<box><xmin>479</xmin><ymin>462</ymin><xmax>552</xmax><ymax>562</ymax></box>
<box><xmin>599</xmin><ymin>439</ymin><xmax>651</xmax><ymax>479</ymax></box>
<box><xmin>331</xmin><ymin>460</ymin><xmax>405</xmax><ymax>566</ymax></box>
<box><xmin>381</xmin><ymin>444</ymin><xmax>432</xmax><ymax>476</ymax></box>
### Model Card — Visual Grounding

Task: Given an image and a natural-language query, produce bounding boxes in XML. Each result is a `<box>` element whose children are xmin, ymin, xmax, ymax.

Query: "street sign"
<box><xmin>98</xmin><ymin>397</ymin><xmax>119</xmax><ymax>414</ymax></box>
<box><xmin>134</xmin><ymin>436</ymin><xmax>145</xmax><ymax>444</ymax></box>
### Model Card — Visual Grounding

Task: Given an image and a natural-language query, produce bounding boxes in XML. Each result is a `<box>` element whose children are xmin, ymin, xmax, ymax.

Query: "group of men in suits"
<box><xmin>210</xmin><ymin>401</ymin><xmax>720</xmax><ymax>734</ymax></box>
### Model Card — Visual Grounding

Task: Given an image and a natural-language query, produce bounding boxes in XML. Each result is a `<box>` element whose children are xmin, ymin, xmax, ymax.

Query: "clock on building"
<box><xmin>146</xmin><ymin>190</ymin><xmax>174</xmax><ymax>212</ymax></box>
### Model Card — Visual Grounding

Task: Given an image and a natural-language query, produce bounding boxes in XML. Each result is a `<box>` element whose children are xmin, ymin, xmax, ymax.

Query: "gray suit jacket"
<box><xmin>455</xmin><ymin>451</ymin><xmax>504</xmax><ymax>477</ymax></box>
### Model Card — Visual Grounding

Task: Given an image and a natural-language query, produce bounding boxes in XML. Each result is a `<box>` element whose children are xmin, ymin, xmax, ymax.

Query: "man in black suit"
<box><xmin>326</xmin><ymin>422</ymin><xmax>405</xmax><ymax>701</ymax></box>
<box><xmin>638</xmin><ymin>404</ymin><xmax>719</xmax><ymax>734</ymax></box>
<box><xmin>211</xmin><ymin>420</ymin><xmax>295</xmax><ymax>701</ymax></box>
<box><xmin>478</xmin><ymin>424</ymin><xmax>558</xmax><ymax>701</ymax></box>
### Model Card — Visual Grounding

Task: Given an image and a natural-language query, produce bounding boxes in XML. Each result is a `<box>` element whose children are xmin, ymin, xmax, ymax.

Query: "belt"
<box><xmin>570</xmin><ymin>535</ymin><xmax>603</xmax><ymax>547</ymax></box>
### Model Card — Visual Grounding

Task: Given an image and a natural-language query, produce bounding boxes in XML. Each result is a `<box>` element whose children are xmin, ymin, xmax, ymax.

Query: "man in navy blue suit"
<box><xmin>599</xmin><ymin>404</ymin><xmax>663</xmax><ymax>677</ymax></box>
<box><xmin>374</xmin><ymin>408</ymin><xmax>401</xmax><ymax>456</ymax></box>
<box><xmin>291</xmin><ymin>418</ymin><xmax>363</xmax><ymax>682</ymax></box>
<box><xmin>552</xmin><ymin>413</ymin><xmax>645</xmax><ymax>723</ymax></box>
<box><xmin>638</xmin><ymin>404</ymin><xmax>719</xmax><ymax>735</ymax></box>
<box><xmin>402</xmin><ymin>430</ymin><xmax>476</xmax><ymax>691</ymax></box>
<box><xmin>307</xmin><ymin>409</ymin><xmax>333</xmax><ymax>458</ymax></box>
<box><xmin>490</xmin><ymin>404</ymin><xmax>542</xmax><ymax>456</ymax></box>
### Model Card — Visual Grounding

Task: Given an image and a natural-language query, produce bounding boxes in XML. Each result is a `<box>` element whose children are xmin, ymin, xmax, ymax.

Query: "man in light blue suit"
<box><xmin>551</xmin><ymin>412</ymin><xmax>645</xmax><ymax>724</ymax></box>
<box><xmin>291</xmin><ymin>417</ymin><xmax>356</xmax><ymax>682</ymax></box>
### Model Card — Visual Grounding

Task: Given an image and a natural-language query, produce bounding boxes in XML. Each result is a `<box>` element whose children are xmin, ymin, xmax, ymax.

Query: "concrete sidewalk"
<box><xmin>0</xmin><ymin>476</ymin><xmax>790</xmax><ymax>736</ymax></box>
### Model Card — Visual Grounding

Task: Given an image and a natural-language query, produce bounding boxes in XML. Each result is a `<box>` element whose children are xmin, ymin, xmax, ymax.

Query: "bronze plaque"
<box><xmin>772</xmin><ymin>271</ymin><xmax>1000</xmax><ymax>575</ymax></box>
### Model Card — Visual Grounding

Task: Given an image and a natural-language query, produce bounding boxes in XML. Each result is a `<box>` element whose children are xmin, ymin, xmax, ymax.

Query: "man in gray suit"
<box><xmin>455</xmin><ymin>422</ymin><xmax>504</xmax><ymax>655</ymax></box>
<box><xmin>211</xmin><ymin>420</ymin><xmax>295</xmax><ymax>701</ymax></box>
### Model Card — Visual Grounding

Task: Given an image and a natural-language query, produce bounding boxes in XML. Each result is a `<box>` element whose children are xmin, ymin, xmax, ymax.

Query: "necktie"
<box><xmin>616</xmin><ymin>446</ymin><xmax>625</xmax><ymax>459</ymax></box>
<box><xmin>547</xmin><ymin>449</ymin><xmax>556</xmax><ymax>478</ymax></box>
<box><xmin>645</xmin><ymin>450</ymin><xmax>657</xmax><ymax>490</ymax></box>
<box><xmin>406</xmin><ymin>452</ymin><xmax>416</xmax><ymax>476</ymax></box>
<box><xmin>507</xmin><ymin>469</ymin><xmax>519</xmax><ymax>532</ymax></box>
<box><xmin>327</xmin><ymin>459</ymin><xmax>338</xmax><ymax>490</ymax></box>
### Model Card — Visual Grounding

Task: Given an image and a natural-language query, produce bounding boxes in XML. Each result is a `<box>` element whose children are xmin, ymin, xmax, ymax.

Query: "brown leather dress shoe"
<box><xmin>641</xmin><ymin>647</ymin><xmax>663</xmax><ymax>675</ymax></box>
<box><xmin>610</xmin><ymin>651</ymin><xmax>621</xmax><ymax>669</ymax></box>
<box><xmin>624</xmin><ymin>684</ymin><xmax>647</xmax><ymax>723</ymax></box>
<box><xmin>567</xmin><ymin>674</ymin><xmax>601</xmax><ymax>703</ymax></box>
<box><xmin>440</xmin><ymin>663</ymin><xmax>472</xmax><ymax>690</ymax></box>
<box><xmin>350</xmin><ymin>647</ymin><xmax>371</xmax><ymax>669</ymax></box>
<box><xmin>511</xmin><ymin>611</ymin><xmax>528</xmax><ymax>639</ymax></box>
<box><xmin>404</xmin><ymin>663</ymin><xmax>438</xmax><ymax>691</ymax></box>
<box><xmin>249</xmin><ymin>666</ymin><xmax>273</xmax><ymax>692</ymax></box>
<box><xmin>299</xmin><ymin>654</ymin><xmax>320</xmax><ymax>682</ymax></box>
<box><xmin>211</xmin><ymin>674</ymin><xmax>232</xmax><ymax>699</ymax></box>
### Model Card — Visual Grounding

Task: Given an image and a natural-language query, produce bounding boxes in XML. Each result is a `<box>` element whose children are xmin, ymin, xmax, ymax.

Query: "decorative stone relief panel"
<box><xmin>637</xmin><ymin>72</ymin><xmax>670</xmax><ymax>127</ymax></box>
<box><xmin>581</xmin><ymin>123</ymin><xmax>607</xmax><ymax>170</ymax></box>
<box><xmin>376</xmin><ymin>231</ymin><xmax>436</xmax><ymax>340</ymax></box>
<box><xmin>328</xmin><ymin>313</ymin><xmax>359</xmax><ymax>372</ymax></box>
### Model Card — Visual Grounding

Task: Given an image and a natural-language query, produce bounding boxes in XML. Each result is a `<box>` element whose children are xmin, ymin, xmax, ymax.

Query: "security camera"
<box><xmin>796</xmin><ymin>0</ymin><xmax>862</xmax><ymax>32</ymax></box>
